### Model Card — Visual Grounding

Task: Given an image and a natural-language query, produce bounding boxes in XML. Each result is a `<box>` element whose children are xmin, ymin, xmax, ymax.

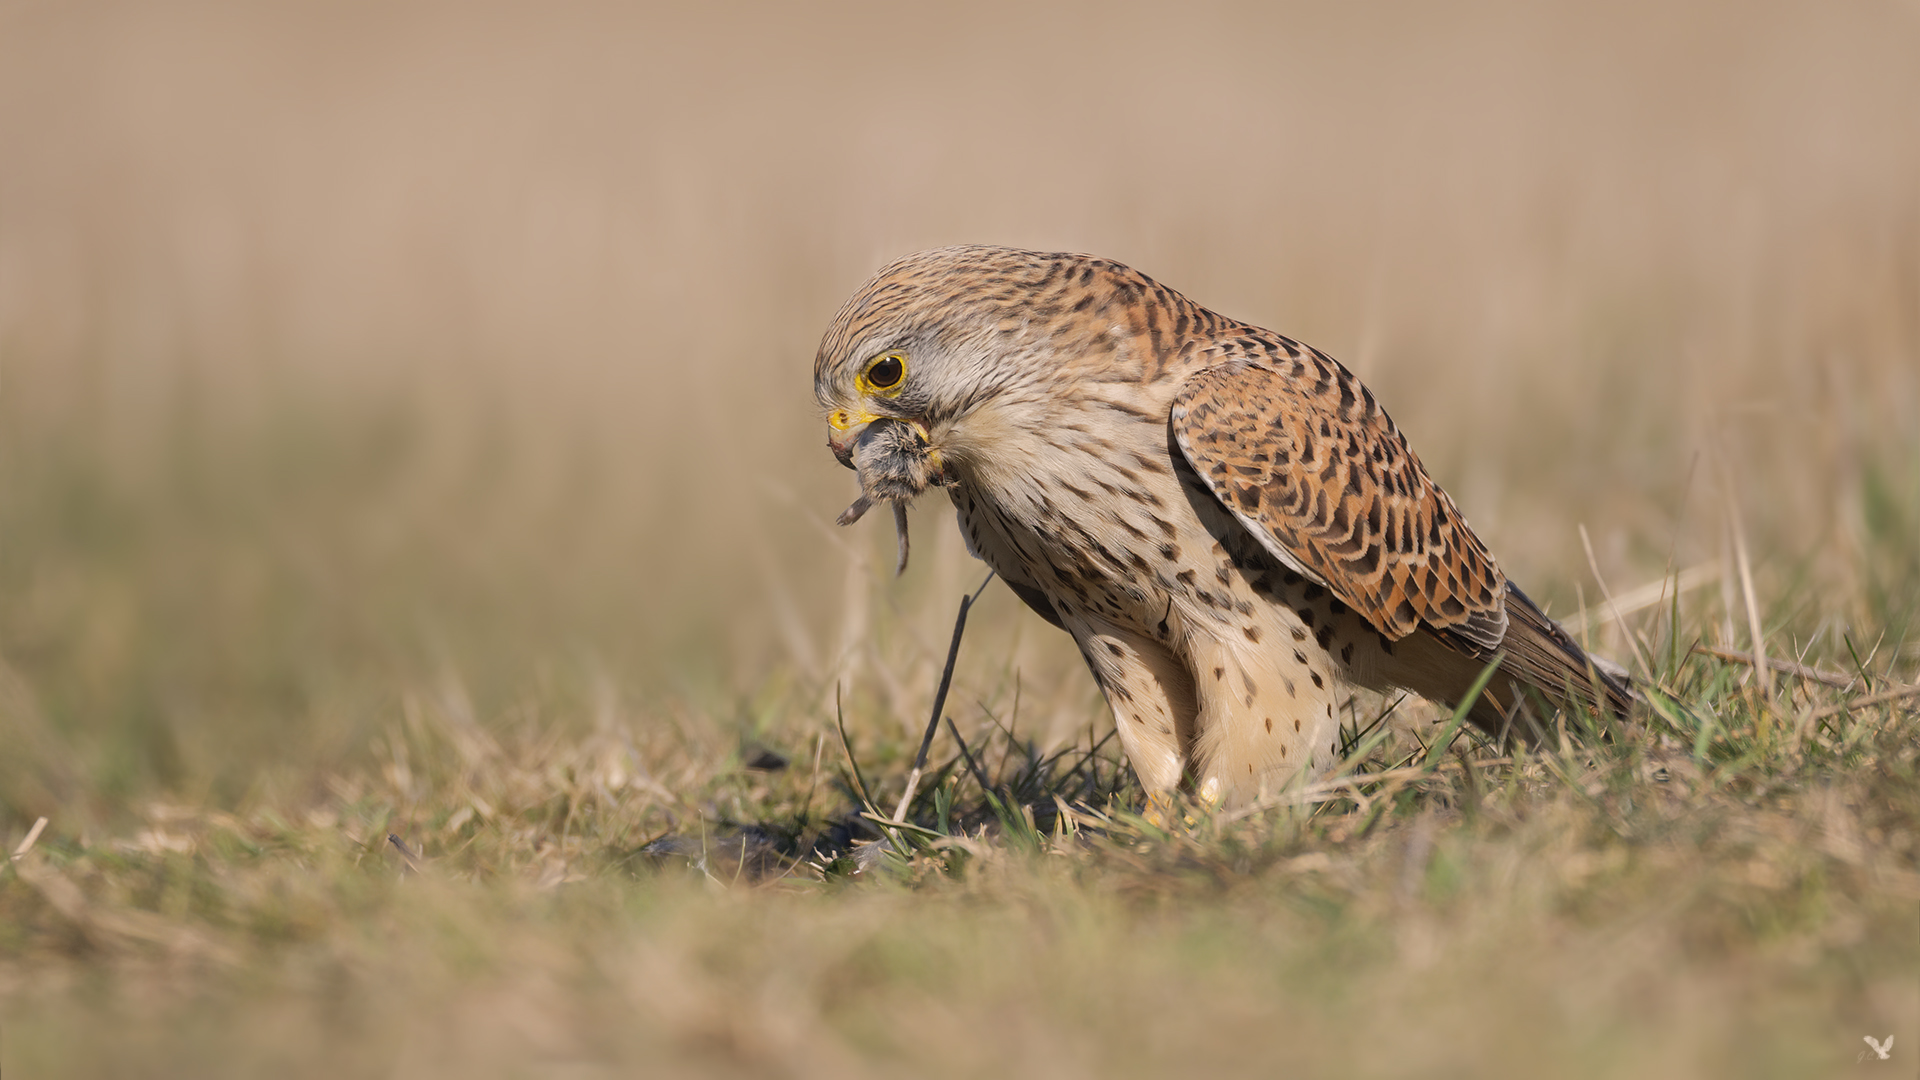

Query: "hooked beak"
<box><xmin>825</xmin><ymin>407</ymin><xmax>876</xmax><ymax>470</ymax></box>
<box><xmin>826</xmin><ymin>409</ymin><xmax>941</xmax><ymax>475</ymax></box>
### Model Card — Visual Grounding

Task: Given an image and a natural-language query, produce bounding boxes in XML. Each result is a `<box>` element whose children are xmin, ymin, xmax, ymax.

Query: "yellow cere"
<box><xmin>828</xmin><ymin>408</ymin><xmax>881</xmax><ymax>431</ymax></box>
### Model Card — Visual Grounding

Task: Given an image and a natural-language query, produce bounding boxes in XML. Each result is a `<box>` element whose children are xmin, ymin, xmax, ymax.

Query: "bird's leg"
<box><xmin>1186</xmin><ymin>633</ymin><xmax>1343</xmax><ymax>809</ymax></box>
<box><xmin>1070</xmin><ymin>624</ymin><xmax>1195</xmax><ymax>817</ymax></box>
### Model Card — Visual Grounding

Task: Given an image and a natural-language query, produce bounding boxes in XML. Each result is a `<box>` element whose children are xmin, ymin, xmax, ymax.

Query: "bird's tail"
<box><xmin>1507</xmin><ymin>582</ymin><xmax>1635</xmax><ymax>714</ymax></box>
<box><xmin>1415</xmin><ymin>582</ymin><xmax>1637</xmax><ymax>742</ymax></box>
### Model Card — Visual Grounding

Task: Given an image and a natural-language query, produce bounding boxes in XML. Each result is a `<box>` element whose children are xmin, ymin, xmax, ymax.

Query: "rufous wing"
<box><xmin>1170</xmin><ymin>357</ymin><xmax>1508</xmax><ymax>649</ymax></box>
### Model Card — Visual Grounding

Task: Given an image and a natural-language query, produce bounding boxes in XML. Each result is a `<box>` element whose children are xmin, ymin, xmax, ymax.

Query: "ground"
<box><xmin>2</xmin><ymin>512</ymin><xmax>1916</xmax><ymax>1077</ymax></box>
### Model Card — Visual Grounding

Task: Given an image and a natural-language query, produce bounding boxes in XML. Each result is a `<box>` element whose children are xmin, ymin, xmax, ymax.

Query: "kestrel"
<box><xmin>816</xmin><ymin>246</ymin><xmax>1633</xmax><ymax>808</ymax></box>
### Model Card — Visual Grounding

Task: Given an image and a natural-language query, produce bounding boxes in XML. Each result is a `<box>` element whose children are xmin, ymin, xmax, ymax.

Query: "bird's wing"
<box><xmin>1170</xmin><ymin>354</ymin><xmax>1508</xmax><ymax>648</ymax></box>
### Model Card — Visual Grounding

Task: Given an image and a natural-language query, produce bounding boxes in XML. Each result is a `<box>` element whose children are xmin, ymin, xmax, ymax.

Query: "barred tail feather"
<box><xmin>1497</xmin><ymin>582</ymin><xmax>1637</xmax><ymax>720</ymax></box>
<box><xmin>1415</xmin><ymin>582</ymin><xmax>1637</xmax><ymax>741</ymax></box>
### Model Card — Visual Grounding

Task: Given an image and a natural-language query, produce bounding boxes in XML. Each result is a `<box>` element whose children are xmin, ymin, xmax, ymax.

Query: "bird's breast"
<box><xmin>946</xmin><ymin>399</ymin><xmax>1223</xmax><ymax>630</ymax></box>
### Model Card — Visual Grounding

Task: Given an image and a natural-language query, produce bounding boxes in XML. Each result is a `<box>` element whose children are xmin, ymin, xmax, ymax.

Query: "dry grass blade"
<box><xmin>1695</xmin><ymin>645</ymin><xmax>1858</xmax><ymax>690</ymax></box>
<box><xmin>1724</xmin><ymin>480</ymin><xmax>1774</xmax><ymax>703</ymax></box>
<box><xmin>9</xmin><ymin>816</ymin><xmax>48</xmax><ymax>861</ymax></box>
<box><xmin>1564</xmin><ymin>563</ymin><xmax>1721</xmax><ymax>632</ymax></box>
<box><xmin>1797</xmin><ymin>682</ymin><xmax>1920</xmax><ymax>725</ymax></box>
<box><xmin>1580</xmin><ymin>523</ymin><xmax>1655</xmax><ymax>673</ymax></box>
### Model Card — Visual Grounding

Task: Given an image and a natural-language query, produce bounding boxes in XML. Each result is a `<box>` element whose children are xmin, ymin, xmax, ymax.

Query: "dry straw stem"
<box><xmin>9</xmin><ymin>816</ymin><xmax>48</xmax><ymax>861</ymax></box>
<box><xmin>1695</xmin><ymin>645</ymin><xmax>1859</xmax><ymax>691</ymax></box>
<box><xmin>1798</xmin><ymin>683</ymin><xmax>1920</xmax><ymax>726</ymax></box>
<box><xmin>1579</xmin><ymin>523</ymin><xmax>1655</xmax><ymax>674</ymax></box>
<box><xmin>1721</xmin><ymin>465</ymin><xmax>1774</xmax><ymax>704</ymax></box>
<box><xmin>1563</xmin><ymin>562</ymin><xmax>1720</xmax><ymax>634</ymax></box>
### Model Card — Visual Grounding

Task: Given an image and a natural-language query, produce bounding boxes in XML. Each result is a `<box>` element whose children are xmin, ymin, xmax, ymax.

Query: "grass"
<box><xmin>3</xmin><ymin>520</ymin><xmax>1916</xmax><ymax>1076</ymax></box>
<box><xmin>4</xmin><ymin>2</ymin><xmax>1920</xmax><ymax>1076</ymax></box>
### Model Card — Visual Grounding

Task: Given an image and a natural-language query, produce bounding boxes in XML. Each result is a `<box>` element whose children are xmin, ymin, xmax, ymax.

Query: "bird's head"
<box><xmin>816</xmin><ymin>341</ymin><xmax>952</xmax><ymax>517</ymax></box>
<box><xmin>814</xmin><ymin>246</ymin><xmax>1090</xmax><ymax>523</ymax></box>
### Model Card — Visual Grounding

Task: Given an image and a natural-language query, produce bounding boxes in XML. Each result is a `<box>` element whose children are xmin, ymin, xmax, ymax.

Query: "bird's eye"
<box><xmin>860</xmin><ymin>352</ymin><xmax>907</xmax><ymax>395</ymax></box>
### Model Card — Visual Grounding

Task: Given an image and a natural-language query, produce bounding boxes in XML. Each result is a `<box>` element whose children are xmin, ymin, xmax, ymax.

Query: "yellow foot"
<box><xmin>1197</xmin><ymin>776</ymin><xmax>1223</xmax><ymax>810</ymax></box>
<box><xmin>1142</xmin><ymin>791</ymin><xmax>1179</xmax><ymax>831</ymax></box>
<box><xmin>1141</xmin><ymin>786</ymin><xmax>1222</xmax><ymax>831</ymax></box>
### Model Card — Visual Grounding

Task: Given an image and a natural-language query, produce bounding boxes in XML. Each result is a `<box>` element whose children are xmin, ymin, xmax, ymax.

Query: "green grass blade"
<box><xmin>1421</xmin><ymin>656</ymin><xmax>1503</xmax><ymax>772</ymax></box>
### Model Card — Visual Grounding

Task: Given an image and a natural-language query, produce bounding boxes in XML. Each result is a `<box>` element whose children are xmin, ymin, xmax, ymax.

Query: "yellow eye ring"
<box><xmin>857</xmin><ymin>351</ymin><xmax>907</xmax><ymax>397</ymax></box>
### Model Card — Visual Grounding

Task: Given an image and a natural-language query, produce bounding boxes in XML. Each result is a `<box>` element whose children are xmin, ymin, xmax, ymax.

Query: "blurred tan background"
<box><xmin>1</xmin><ymin>0</ymin><xmax>1916</xmax><ymax>811</ymax></box>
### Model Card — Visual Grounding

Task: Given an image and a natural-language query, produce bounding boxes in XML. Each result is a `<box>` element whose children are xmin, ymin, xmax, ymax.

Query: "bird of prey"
<box><xmin>816</xmin><ymin>246</ymin><xmax>1633</xmax><ymax>808</ymax></box>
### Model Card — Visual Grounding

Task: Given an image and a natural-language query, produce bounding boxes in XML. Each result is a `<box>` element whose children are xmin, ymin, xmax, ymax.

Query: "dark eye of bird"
<box><xmin>867</xmin><ymin>355</ymin><xmax>904</xmax><ymax>389</ymax></box>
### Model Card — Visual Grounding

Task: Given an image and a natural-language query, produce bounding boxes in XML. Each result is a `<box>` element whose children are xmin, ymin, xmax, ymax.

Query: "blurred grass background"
<box><xmin>2</xmin><ymin>0</ymin><xmax>1913</xmax><ymax>818</ymax></box>
<box><xmin>0</xmin><ymin>1</ymin><xmax>1917</xmax><ymax>1074</ymax></box>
